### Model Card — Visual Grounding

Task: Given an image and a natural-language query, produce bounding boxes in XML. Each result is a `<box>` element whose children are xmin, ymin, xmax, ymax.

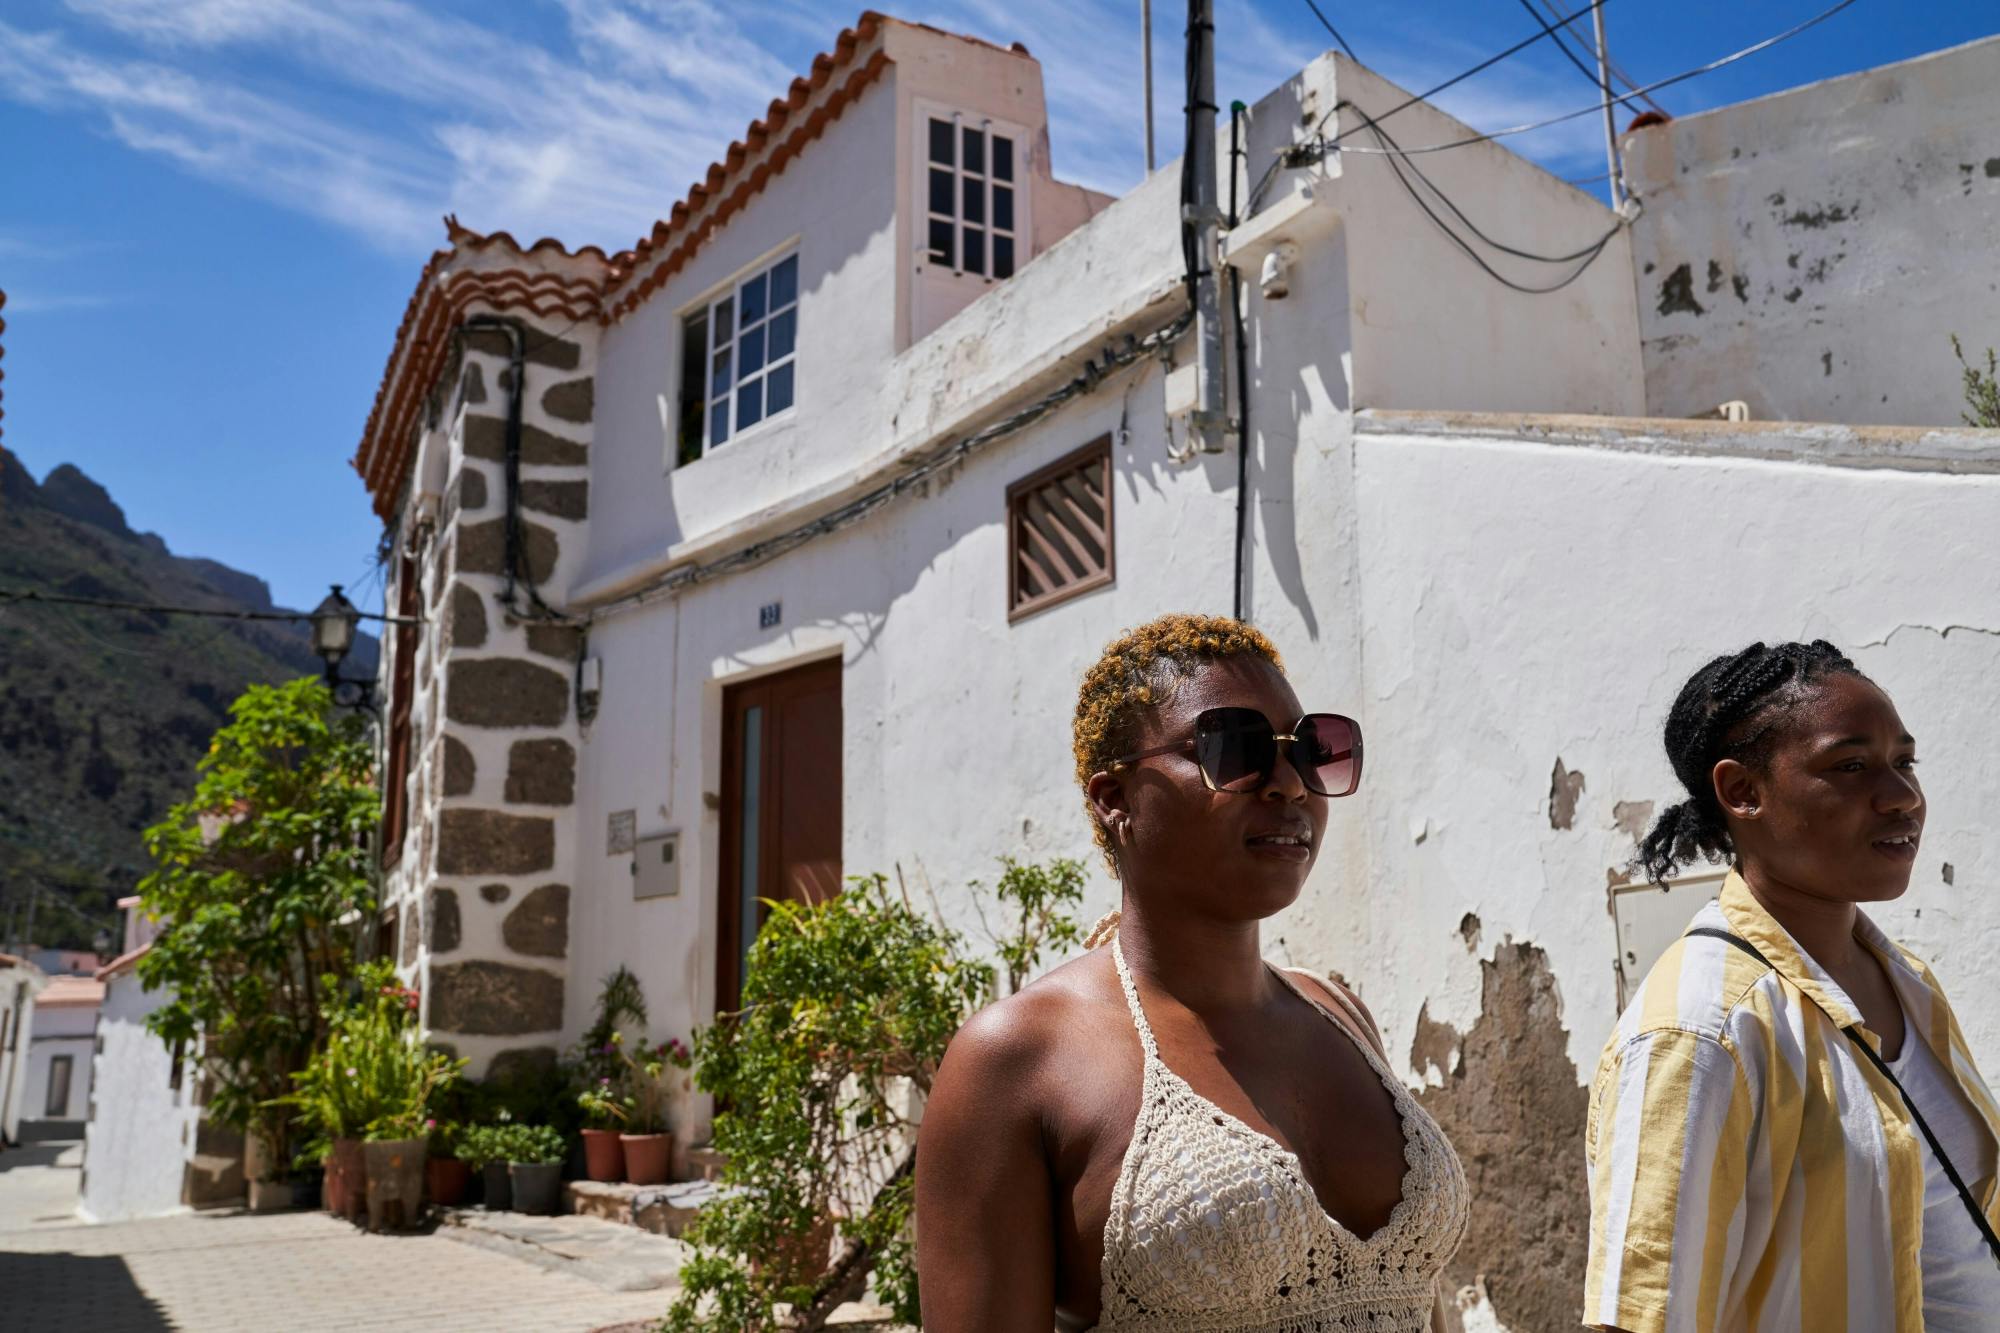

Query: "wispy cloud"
<box><xmin>2</xmin><ymin>290</ymin><xmax>123</xmax><ymax>314</ymax></box>
<box><xmin>0</xmin><ymin>0</ymin><xmax>1613</xmax><ymax>255</ymax></box>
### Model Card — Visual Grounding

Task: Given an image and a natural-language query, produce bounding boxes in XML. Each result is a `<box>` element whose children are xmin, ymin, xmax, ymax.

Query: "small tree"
<box><xmin>137</xmin><ymin>678</ymin><xmax>378</xmax><ymax>1171</ymax></box>
<box><xmin>1951</xmin><ymin>334</ymin><xmax>2000</xmax><ymax>428</ymax></box>
<box><xmin>666</xmin><ymin>875</ymin><xmax>990</xmax><ymax>1331</ymax></box>
<box><xmin>666</xmin><ymin>860</ymin><xmax>1086</xmax><ymax>1331</ymax></box>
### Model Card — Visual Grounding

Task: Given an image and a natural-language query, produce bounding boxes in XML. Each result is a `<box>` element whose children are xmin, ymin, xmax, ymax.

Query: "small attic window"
<box><xmin>1007</xmin><ymin>436</ymin><xmax>1113</xmax><ymax>621</ymax></box>
<box><xmin>927</xmin><ymin>116</ymin><xmax>1017</xmax><ymax>281</ymax></box>
<box><xmin>677</xmin><ymin>251</ymin><xmax>800</xmax><ymax>465</ymax></box>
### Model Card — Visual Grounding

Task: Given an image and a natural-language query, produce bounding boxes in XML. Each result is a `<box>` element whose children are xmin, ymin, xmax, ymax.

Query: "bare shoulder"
<box><xmin>1284</xmin><ymin>965</ymin><xmax>1385</xmax><ymax>1047</ymax></box>
<box><xmin>943</xmin><ymin>948</ymin><xmax>1123</xmax><ymax>1078</ymax></box>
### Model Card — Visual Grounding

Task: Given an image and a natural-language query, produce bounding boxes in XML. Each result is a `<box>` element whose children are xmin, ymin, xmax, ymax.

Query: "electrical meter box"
<box><xmin>634</xmin><ymin>831</ymin><xmax>682</xmax><ymax>900</ymax></box>
<box><xmin>1610</xmin><ymin>870</ymin><xmax>1726</xmax><ymax>1009</ymax></box>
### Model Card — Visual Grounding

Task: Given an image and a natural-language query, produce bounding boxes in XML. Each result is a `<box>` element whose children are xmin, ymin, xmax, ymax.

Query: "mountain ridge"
<box><xmin>1</xmin><ymin>447</ymin><xmax>380</xmax><ymax>951</ymax></box>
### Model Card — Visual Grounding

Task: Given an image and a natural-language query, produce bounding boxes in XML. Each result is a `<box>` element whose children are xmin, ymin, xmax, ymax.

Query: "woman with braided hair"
<box><xmin>916</xmin><ymin>613</ymin><xmax>1467</xmax><ymax>1331</ymax></box>
<box><xmin>1585</xmin><ymin>641</ymin><xmax>2000</xmax><ymax>1333</ymax></box>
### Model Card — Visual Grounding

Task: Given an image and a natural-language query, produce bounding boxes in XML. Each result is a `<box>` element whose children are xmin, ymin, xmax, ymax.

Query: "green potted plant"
<box><xmin>618</xmin><ymin>1036</ymin><xmax>690</xmax><ymax>1186</ymax></box>
<box><xmin>507</xmin><ymin>1124</ymin><xmax>568</xmax><ymax>1215</ymax></box>
<box><xmin>459</xmin><ymin>1124</ymin><xmax>512</xmax><ymax>1211</ymax></box>
<box><xmin>576</xmin><ymin>1075</ymin><xmax>632</xmax><ymax>1183</ymax></box>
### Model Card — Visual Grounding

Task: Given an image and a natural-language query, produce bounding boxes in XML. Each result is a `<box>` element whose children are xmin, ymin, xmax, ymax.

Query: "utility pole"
<box><xmin>1141</xmin><ymin>0</ymin><xmax>1156</xmax><ymax>173</ymax></box>
<box><xmin>1186</xmin><ymin>0</ymin><xmax>1229</xmax><ymax>453</ymax></box>
<box><xmin>1591</xmin><ymin>0</ymin><xmax>1624</xmax><ymax>209</ymax></box>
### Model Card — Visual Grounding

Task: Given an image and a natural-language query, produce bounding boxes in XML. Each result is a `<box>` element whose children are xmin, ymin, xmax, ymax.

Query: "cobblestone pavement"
<box><xmin>0</xmin><ymin>1143</ymin><xmax>677</xmax><ymax>1332</ymax></box>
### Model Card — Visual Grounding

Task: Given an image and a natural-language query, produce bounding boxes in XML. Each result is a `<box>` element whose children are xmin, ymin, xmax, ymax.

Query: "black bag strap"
<box><xmin>1684</xmin><ymin>925</ymin><xmax>2000</xmax><ymax>1267</ymax></box>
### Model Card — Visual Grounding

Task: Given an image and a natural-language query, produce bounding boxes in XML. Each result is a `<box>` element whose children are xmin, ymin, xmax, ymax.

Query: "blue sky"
<box><xmin>2</xmin><ymin>0</ymin><xmax>1992</xmax><ymax>612</ymax></box>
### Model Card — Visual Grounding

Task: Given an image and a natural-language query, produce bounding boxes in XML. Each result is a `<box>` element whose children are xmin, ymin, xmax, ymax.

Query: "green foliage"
<box><xmin>973</xmin><ymin>855</ymin><xmax>1087</xmax><ymax>996</ymax></box>
<box><xmin>1953</xmin><ymin>335</ymin><xmax>2000</xmax><ymax>428</ymax></box>
<box><xmin>663</xmin><ymin>873</ymin><xmax>996</xmax><ymax>1332</ymax></box>
<box><xmin>134</xmin><ymin>677</ymin><xmax>379</xmax><ymax>1165</ymax></box>
<box><xmin>283</xmin><ymin>960</ymin><xmax>464</xmax><ymax>1157</ymax></box>
<box><xmin>576</xmin><ymin>1031</ymin><xmax>689</xmax><ymax>1133</ymax></box>
<box><xmin>508</xmin><ymin>1124</ymin><xmax>567</xmax><ymax>1165</ymax></box>
<box><xmin>456</xmin><ymin>1123</ymin><xmax>511</xmax><ymax>1172</ymax></box>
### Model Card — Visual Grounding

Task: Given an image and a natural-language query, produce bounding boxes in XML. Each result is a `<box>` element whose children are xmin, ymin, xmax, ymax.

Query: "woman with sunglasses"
<box><xmin>1585</xmin><ymin>642</ymin><xmax>2000</xmax><ymax>1333</ymax></box>
<box><xmin>917</xmin><ymin>614</ymin><xmax>1467</xmax><ymax>1331</ymax></box>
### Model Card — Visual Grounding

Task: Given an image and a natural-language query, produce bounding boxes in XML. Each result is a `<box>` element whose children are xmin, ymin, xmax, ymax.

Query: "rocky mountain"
<box><xmin>0</xmin><ymin>448</ymin><xmax>379</xmax><ymax>951</ymax></box>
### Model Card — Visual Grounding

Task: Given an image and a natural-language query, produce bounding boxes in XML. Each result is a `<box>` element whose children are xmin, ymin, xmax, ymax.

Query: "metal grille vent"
<box><xmin>1007</xmin><ymin>436</ymin><xmax>1114</xmax><ymax>621</ymax></box>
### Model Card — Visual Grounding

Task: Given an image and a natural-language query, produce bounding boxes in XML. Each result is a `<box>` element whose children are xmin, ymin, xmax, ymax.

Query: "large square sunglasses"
<box><xmin>1109</xmin><ymin>707</ymin><xmax>1363</xmax><ymax>798</ymax></box>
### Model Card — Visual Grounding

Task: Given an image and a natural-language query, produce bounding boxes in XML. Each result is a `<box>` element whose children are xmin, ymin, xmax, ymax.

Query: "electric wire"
<box><xmin>1300</xmin><ymin>0</ymin><xmax>1361</xmax><ymax>62</ymax></box>
<box><xmin>1352</xmin><ymin>101</ymin><xmax>1632</xmax><ymax>265</ymax></box>
<box><xmin>1350</xmin><ymin>103</ymin><xmax>1631</xmax><ymax>293</ymax></box>
<box><xmin>0</xmin><ymin>587</ymin><xmax>421</xmax><ymax>625</ymax></box>
<box><xmin>1530</xmin><ymin>0</ymin><xmax>1667</xmax><ymax>115</ymax></box>
<box><xmin>586</xmin><ymin>308</ymin><xmax>1194</xmax><ymax>624</ymax></box>
<box><xmin>1512</xmin><ymin>0</ymin><xmax>1647</xmax><ymax>115</ymax></box>
<box><xmin>1245</xmin><ymin>0</ymin><xmax>1618</xmax><ymax>217</ymax></box>
<box><xmin>1331</xmin><ymin>0</ymin><xmax>1863</xmax><ymax>158</ymax></box>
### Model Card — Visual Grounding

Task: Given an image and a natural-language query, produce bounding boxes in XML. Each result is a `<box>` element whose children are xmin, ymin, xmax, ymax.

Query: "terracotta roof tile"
<box><xmin>37</xmin><ymin>974</ymin><xmax>105</xmax><ymax>1008</ymax></box>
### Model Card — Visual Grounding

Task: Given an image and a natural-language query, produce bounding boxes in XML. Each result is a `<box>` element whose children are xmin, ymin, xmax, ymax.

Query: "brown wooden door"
<box><xmin>716</xmin><ymin>657</ymin><xmax>842</xmax><ymax>1011</ymax></box>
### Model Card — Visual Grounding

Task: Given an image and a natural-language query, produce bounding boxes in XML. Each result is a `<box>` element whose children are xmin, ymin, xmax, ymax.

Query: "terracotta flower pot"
<box><xmin>426</xmin><ymin>1156</ymin><xmax>471</xmax><ymax>1207</ymax></box>
<box><xmin>324</xmin><ymin>1138</ymin><xmax>367</xmax><ymax>1221</ymax></box>
<box><xmin>581</xmin><ymin>1129</ymin><xmax>625</xmax><ymax>1183</ymax></box>
<box><xmin>620</xmin><ymin>1133</ymin><xmax>672</xmax><ymax>1186</ymax></box>
<box><xmin>363</xmin><ymin>1138</ymin><xmax>427</xmax><ymax>1232</ymax></box>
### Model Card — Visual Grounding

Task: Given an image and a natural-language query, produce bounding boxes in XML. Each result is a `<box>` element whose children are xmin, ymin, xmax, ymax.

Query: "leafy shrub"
<box><xmin>1953</xmin><ymin>335</ymin><xmax>2000</xmax><ymax>428</ymax></box>
<box><xmin>283</xmin><ymin>960</ymin><xmax>464</xmax><ymax>1155</ymax></box>
<box><xmin>507</xmin><ymin>1124</ymin><xmax>567</xmax><ymax>1166</ymax></box>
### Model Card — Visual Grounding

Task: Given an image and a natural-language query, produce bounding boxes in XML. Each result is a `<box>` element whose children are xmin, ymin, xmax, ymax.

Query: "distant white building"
<box><xmin>0</xmin><ymin>951</ymin><xmax>48</xmax><ymax>1146</ymax></box>
<box><xmin>19</xmin><ymin>973</ymin><xmax>100</xmax><ymax>1142</ymax></box>
<box><xmin>347</xmin><ymin>16</ymin><xmax>2000</xmax><ymax>1329</ymax></box>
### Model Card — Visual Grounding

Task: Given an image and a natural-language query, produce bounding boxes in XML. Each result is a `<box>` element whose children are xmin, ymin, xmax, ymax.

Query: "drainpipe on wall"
<box><xmin>1184</xmin><ymin>0</ymin><xmax>1230</xmax><ymax>454</ymax></box>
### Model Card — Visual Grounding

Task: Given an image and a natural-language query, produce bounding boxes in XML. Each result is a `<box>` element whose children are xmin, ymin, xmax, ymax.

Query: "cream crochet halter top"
<box><xmin>1096</xmin><ymin>937</ymin><xmax>1469</xmax><ymax>1332</ymax></box>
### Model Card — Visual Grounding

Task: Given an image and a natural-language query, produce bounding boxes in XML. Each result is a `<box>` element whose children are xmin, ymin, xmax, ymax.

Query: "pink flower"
<box><xmin>424</xmin><ymin>1118</ymin><xmax>436</xmax><ymax>1130</ymax></box>
<box><xmin>345</xmin><ymin>1067</ymin><xmax>358</xmax><ymax>1078</ymax></box>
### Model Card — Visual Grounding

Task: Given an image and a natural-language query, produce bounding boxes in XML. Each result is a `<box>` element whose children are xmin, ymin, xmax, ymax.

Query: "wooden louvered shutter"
<box><xmin>1007</xmin><ymin>436</ymin><xmax>1114</xmax><ymax>621</ymax></box>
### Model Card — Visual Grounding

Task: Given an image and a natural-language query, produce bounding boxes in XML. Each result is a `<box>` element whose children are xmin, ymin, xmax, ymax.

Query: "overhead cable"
<box><xmin>1531</xmin><ymin>0</ymin><xmax>1667</xmax><ymax>115</ymax></box>
<box><xmin>1331</xmin><ymin>0</ymin><xmax>1863</xmax><ymax>158</ymax></box>
<box><xmin>1301</xmin><ymin>0</ymin><xmax>1362</xmax><ymax>62</ymax></box>
<box><xmin>0</xmin><ymin>586</ymin><xmax>422</xmax><ymax>625</ymax></box>
<box><xmin>1246</xmin><ymin>0</ymin><xmax>1617</xmax><ymax>217</ymax></box>
<box><xmin>586</xmin><ymin>309</ymin><xmax>1195</xmax><ymax>623</ymax></box>
<box><xmin>1513</xmin><ymin>0</ymin><xmax>1647</xmax><ymax>115</ymax></box>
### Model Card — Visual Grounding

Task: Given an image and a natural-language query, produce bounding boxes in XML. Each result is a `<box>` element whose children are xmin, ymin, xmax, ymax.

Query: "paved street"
<box><xmin>0</xmin><ymin>1142</ymin><xmax>682</xmax><ymax>1332</ymax></box>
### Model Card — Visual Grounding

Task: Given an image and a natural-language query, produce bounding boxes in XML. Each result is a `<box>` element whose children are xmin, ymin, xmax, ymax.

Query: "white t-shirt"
<box><xmin>1887</xmin><ymin>1019</ymin><xmax>2000</xmax><ymax>1329</ymax></box>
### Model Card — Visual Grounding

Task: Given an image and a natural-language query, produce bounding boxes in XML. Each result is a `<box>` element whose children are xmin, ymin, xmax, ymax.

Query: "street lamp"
<box><xmin>309</xmin><ymin>584</ymin><xmax>375</xmax><ymax>712</ymax></box>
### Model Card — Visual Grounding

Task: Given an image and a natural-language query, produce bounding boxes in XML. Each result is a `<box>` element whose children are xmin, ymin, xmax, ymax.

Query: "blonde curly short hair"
<box><xmin>1072</xmin><ymin>613</ymin><xmax>1285</xmax><ymax>870</ymax></box>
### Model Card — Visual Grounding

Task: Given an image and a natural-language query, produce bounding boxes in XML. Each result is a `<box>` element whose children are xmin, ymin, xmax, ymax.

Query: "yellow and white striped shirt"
<box><xmin>1584</xmin><ymin>871</ymin><xmax>2000</xmax><ymax>1333</ymax></box>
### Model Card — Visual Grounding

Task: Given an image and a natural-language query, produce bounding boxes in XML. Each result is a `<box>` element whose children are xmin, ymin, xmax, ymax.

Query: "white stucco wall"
<box><xmin>1</xmin><ymin>968</ymin><xmax>42</xmax><ymax>1143</ymax></box>
<box><xmin>80</xmin><ymin>972</ymin><xmax>198</xmax><ymax>1221</ymax></box>
<box><xmin>22</xmin><ymin>1002</ymin><xmax>95</xmax><ymax>1128</ymax></box>
<box><xmin>1627</xmin><ymin>34</ymin><xmax>2000</xmax><ymax>426</ymax></box>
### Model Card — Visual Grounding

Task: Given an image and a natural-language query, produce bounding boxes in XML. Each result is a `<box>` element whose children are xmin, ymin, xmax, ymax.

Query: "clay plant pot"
<box><xmin>580</xmin><ymin>1129</ymin><xmax>625</xmax><ymax>1183</ymax></box>
<box><xmin>620</xmin><ymin>1133</ymin><xmax>672</xmax><ymax>1186</ymax></box>
<box><xmin>247</xmin><ymin>1178</ymin><xmax>291</xmax><ymax>1213</ymax></box>
<box><xmin>481</xmin><ymin>1160</ymin><xmax>512</xmax><ymax>1211</ymax></box>
<box><xmin>426</xmin><ymin>1156</ymin><xmax>471</xmax><ymax>1207</ymax></box>
<box><xmin>509</xmin><ymin>1161</ymin><xmax>563</xmax><ymax>1216</ymax></box>
<box><xmin>324</xmin><ymin>1138</ymin><xmax>367</xmax><ymax>1221</ymax></box>
<box><xmin>363</xmin><ymin>1138</ymin><xmax>427</xmax><ymax>1232</ymax></box>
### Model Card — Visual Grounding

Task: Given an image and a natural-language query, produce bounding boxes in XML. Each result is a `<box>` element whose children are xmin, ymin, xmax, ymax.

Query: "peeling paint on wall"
<box><xmin>1548</xmin><ymin>759</ymin><xmax>1585</xmax><ymax>831</ymax></box>
<box><xmin>1610</xmin><ymin>800</ymin><xmax>1653</xmax><ymax>843</ymax></box>
<box><xmin>1414</xmin><ymin>941</ymin><xmax>1591</xmax><ymax>1333</ymax></box>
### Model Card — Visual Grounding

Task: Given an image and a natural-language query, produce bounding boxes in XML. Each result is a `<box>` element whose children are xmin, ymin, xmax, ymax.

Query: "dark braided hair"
<box><xmin>1638</xmin><ymin>640</ymin><xmax>1867</xmax><ymax>884</ymax></box>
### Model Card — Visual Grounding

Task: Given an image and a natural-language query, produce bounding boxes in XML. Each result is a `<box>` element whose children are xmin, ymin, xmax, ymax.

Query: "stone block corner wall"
<box><xmin>380</xmin><ymin>306</ymin><xmax>596</xmax><ymax>1080</ymax></box>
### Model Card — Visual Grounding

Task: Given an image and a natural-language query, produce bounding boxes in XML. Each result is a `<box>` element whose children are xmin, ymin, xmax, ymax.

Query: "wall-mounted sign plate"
<box><xmin>759</xmin><ymin>601</ymin><xmax>782</xmax><ymax>629</ymax></box>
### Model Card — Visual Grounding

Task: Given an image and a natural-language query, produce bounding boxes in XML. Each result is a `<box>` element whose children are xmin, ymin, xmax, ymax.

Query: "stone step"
<box><xmin>684</xmin><ymin>1144</ymin><xmax>728</xmax><ymax>1181</ymax></box>
<box><xmin>439</xmin><ymin>1206</ymin><xmax>691</xmax><ymax>1292</ymax></box>
<box><xmin>564</xmin><ymin>1178</ymin><xmax>743</xmax><ymax>1238</ymax></box>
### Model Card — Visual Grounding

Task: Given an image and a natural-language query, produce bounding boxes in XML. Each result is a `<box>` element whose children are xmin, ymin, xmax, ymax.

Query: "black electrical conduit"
<box><xmin>1228</xmin><ymin>101</ymin><xmax>1250</xmax><ymax>623</ymax></box>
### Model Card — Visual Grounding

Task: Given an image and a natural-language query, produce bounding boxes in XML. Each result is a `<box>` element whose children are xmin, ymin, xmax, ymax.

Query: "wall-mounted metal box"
<box><xmin>1610</xmin><ymin>870</ymin><xmax>1726</xmax><ymax>1009</ymax></box>
<box><xmin>634</xmin><ymin>832</ymin><xmax>682</xmax><ymax>901</ymax></box>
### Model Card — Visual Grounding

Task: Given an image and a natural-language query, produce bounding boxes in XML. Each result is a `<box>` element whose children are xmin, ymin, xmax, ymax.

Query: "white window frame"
<box><xmin>675</xmin><ymin>248</ymin><xmax>801</xmax><ymax>466</ymax></box>
<box><xmin>916</xmin><ymin>105</ymin><xmax>1028</xmax><ymax>282</ymax></box>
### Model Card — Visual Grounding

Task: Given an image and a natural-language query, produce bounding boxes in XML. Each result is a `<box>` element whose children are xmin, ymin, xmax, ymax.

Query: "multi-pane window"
<box><xmin>1007</xmin><ymin>436</ymin><xmax>1113</xmax><ymax>621</ymax></box>
<box><xmin>927</xmin><ymin>117</ymin><xmax>1017</xmax><ymax>280</ymax></box>
<box><xmin>677</xmin><ymin>252</ymin><xmax>800</xmax><ymax>465</ymax></box>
